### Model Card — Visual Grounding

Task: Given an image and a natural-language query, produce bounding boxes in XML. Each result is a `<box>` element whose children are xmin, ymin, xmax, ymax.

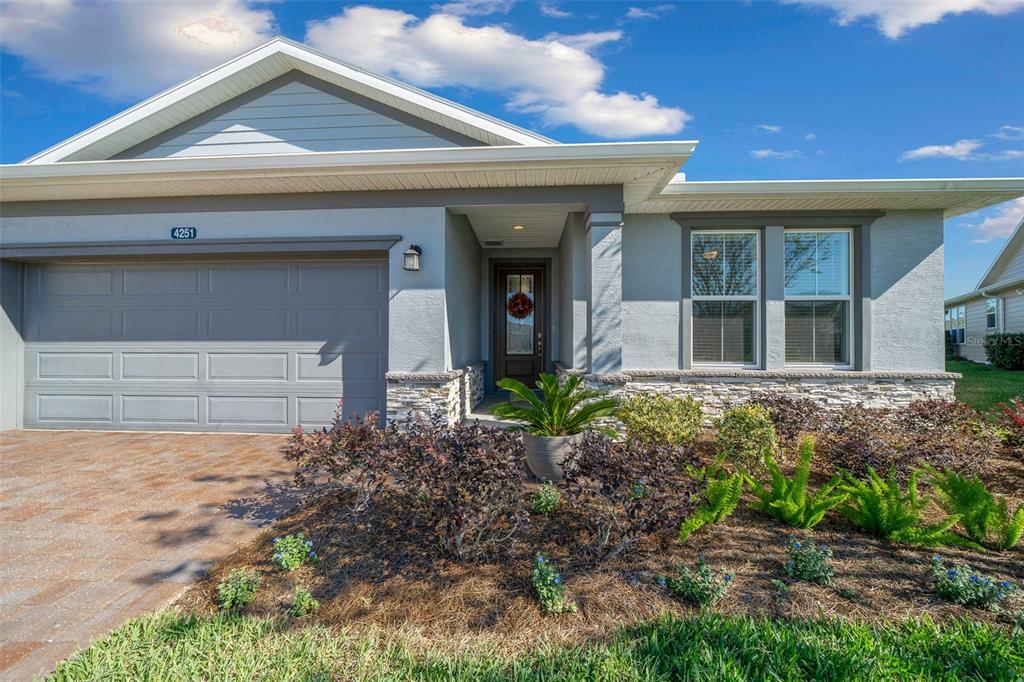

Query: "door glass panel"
<box><xmin>506</xmin><ymin>273</ymin><xmax>534</xmax><ymax>355</ymax></box>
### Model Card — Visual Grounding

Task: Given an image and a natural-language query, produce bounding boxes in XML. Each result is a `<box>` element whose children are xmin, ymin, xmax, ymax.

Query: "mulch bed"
<box><xmin>176</xmin><ymin>444</ymin><xmax>1024</xmax><ymax>657</ymax></box>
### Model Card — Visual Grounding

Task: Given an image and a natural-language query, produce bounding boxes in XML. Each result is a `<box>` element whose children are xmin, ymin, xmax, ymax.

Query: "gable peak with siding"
<box><xmin>23</xmin><ymin>36</ymin><xmax>554</xmax><ymax>164</ymax></box>
<box><xmin>977</xmin><ymin>216</ymin><xmax>1024</xmax><ymax>288</ymax></box>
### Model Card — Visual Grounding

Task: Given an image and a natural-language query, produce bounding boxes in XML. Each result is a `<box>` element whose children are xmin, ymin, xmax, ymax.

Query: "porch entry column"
<box><xmin>587</xmin><ymin>211</ymin><xmax>624</xmax><ymax>374</ymax></box>
<box><xmin>763</xmin><ymin>225</ymin><xmax>786</xmax><ymax>370</ymax></box>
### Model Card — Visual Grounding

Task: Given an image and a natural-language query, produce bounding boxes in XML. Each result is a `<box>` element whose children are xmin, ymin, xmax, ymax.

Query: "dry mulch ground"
<box><xmin>176</xmin><ymin>444</ymin><xmax>1024</xmax><ymax>657</ymax></box>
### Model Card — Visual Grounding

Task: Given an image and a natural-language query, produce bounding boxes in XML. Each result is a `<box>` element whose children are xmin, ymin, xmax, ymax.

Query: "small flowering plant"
<box><xmin>532</xmin><ymin>553</ymin><xmax>576</xmax><ymax>614</ymax></box>
<box><xmin>216</xmin><ymin>568</ymin><xmax>261</xmax><ymax>611</ymax></box>
<box><xmin>658</xmin><ymin>557</ymin><xmax>732</xmax><ymax>608</ymax></box>
<box><xmin>529</xmin><ymin>482</ymin><xmax>561</xmax><ymax>515</ymax></box>
<box><xmin>288</xmin><ymin>586</ymin><xmax>321</xmax><ymax>618</ymax></box>
<box><xmin>783</xmin><ymin>535</ymin><xmax>834</xmax><ymax>585</ymax></box>
<box><xmin>272</xmin><ymin>533</ymin><xmax>318</xmax><ymax>571</ymax></box>
<box><xmin>931</xmin><ymin>556</ymin><xmax>1017</xmax><ymax>609</ymax></box>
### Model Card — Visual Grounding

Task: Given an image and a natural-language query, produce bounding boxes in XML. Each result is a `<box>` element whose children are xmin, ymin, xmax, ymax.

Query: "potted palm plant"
<box><xmin>490</xmin><ymin>373</ymin><xmax>620</xmax><ymax>481</ymax></box>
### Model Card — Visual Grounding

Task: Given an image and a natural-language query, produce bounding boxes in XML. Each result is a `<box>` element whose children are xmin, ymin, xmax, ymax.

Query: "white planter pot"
<box><xmin>521</xmin><ymin>432</ymin><xmax>583</xmax><ymax>482</ymax></box>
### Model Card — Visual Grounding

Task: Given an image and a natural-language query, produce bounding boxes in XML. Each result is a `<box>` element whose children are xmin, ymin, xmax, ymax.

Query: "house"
<box><xmin>945</xmin><ymin>215</ymin><xmax>1024</xmax><ymax>363</ymax></box>
<box><xmin>1</xmin><ymin>37</ymin><xmax>1023</xmax><ymax>433</ymax></box>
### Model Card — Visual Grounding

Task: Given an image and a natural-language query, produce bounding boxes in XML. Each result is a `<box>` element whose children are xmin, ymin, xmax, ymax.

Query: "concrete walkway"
<box><xmin>0</xmin><ymin>430</ymin><xmax>293</xmax><ymax>680</ymax></box>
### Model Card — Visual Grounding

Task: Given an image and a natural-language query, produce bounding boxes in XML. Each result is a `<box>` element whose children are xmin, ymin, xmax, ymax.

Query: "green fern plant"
<box><xmin>747</xmin><ymin>437</ymin><xmax>846</xmax><ymax>529</ymax></box>
<box><xmin>490</xmin><ymin>373</ymin><xmax>620</xmax><ymax>437</ymax></box>
<box><xmin>837</xmin><ymin>467</ymin><xmax>961</xmax><ymax>546</ymax></box>
<box><xmin>924</xmin><ymin>464</ymin><xmax>1024</xmax><ymax>551</ymax></box>
<box><xmin>679</xmin><ymin>467</ymin><xmax>744</xmax><ymax>541</ymax></box>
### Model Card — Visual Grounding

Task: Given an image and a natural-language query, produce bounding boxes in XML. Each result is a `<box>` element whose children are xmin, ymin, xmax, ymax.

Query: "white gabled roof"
<box><xmin>23</xmin><ymin>36</ymin><xmax>555</xmax><ymax>164</ymax></box>
<box><xmin>976</xmin><ymin>215</ymin><xmax>1024</xmax><ymax>289</ymax></box>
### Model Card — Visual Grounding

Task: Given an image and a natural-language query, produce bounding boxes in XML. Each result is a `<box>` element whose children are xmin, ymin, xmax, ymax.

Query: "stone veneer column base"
<box><xmin>556</xmin><ymin>365</ymin><xmax>958</xmax><ymax>414</ymax></box>
<box><xmin>386</xmin><ymin>362</ymin><xmax>485</xmax><ymax>424</ymax></box>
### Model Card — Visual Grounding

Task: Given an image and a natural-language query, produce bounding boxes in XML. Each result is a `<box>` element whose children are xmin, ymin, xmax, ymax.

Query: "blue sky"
<box><xmin>2</xmin><ymin>0</ymin><xmax>1022</xmax><ymax>296</ymax></box>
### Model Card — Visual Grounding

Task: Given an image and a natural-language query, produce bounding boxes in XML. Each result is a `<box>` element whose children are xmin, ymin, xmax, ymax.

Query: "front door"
<box><xmin>494</xmin><ymin>263</ymin><xmax>545</xmax><ymax>386</ymax></box>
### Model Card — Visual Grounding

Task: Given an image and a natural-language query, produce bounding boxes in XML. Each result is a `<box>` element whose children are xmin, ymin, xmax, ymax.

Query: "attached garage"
<box><xmin>20</xmin><ymin>258</ymin><xmax>387</xmax><ymax>432</ymax></box>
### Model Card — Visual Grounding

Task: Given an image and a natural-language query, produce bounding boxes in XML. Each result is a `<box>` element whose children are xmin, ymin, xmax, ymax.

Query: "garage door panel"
<box><xmin>23</xmin><ymin>259</ymin><xmax>387</xmax><ymax>432</ymax></box>
<box><xmin>121</xmin><ymin>353</ymin><xmax>200</xmax><ymax>381</ymax></box>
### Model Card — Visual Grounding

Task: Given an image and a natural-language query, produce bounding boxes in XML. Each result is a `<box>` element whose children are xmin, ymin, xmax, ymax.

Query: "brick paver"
<box><xmin>0</xmin><ymin>430</ymin><xmax>293</xmax><ymax>680</ymax></box>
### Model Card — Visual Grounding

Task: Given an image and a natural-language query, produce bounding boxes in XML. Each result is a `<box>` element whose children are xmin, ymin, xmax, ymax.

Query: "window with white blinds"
<box><xmin>691</xmin><ymin>231</ymin><xmax>759</xmax><ymax>365</ymax></box>
<box><xmin>784</xmin><ymin>230</ymin><xmax>852</xmax><ymax>366</ymax></box>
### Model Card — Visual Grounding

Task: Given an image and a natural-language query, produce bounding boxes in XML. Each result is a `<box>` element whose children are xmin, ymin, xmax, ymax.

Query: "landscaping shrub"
<box><xmin>397</xmin><ymin>418</ymin><xmax>530</xmax><ymax>561</ymax></box>
<box><xmin>288</xmin><ymin>586</ymin><xmax>320</xmax><ymax>617</ymax></box>
<box><xmin>930</xmin><ymin>556</ymin><xmax>1017</xmax><ymax>609</ymax></box>
<box><xmin>995</xmin><ymin>397</ymin><xmax>1024</xmax><ymax>451</ymax></box>
<box><xmin>658</xmin><ymin>558</ymin><xmax>732</xmax><ymax>608</ymax></box>
<box><xmin>924</xmin><ymin>464</ymin><xmax>1024</xmax><ymax>551</ymax></box>
<box><xmin>217</xmin><ymin>569</ymin><xmax>261</xmax><ymax>611</ymax></box>
<box><xmin>744</xmin><ymin>392</ymin><xmax>826</xmax><ymax>442</ymax></box>
<box><xmin>983</xmin><ymin>332</ymin><xmax>1024</xmax><ymax>370</ymax></box>
<box><xmin>271</xmin><ymin>533</ymin><xmax>317</xmax><ymax>571</ymax></box>
<box><xmin>678</xmin><ymin>467</ymin><xmax>744</xmax><ymax>542</ymax></box>
<box><xmin>784</xmin><ymin>536</ymin><xmax>834</xmax><ymax>585</ymax></box>
<box><xmin>619</xmin><ymin>393</ymin><xmax>703</xmax><ymax>446</ymax></box>
<box><xmin>819</xmin><ymin>403</ymin><xmax>983</xmax><ymax>481</ymax></box>
<box><xmin>529</xmin><ymin>482</ymin><xmax>560</xmax><ymax>515</ymax></box>
<box><xmin>531</xmin><ymin>554</ymin><xmax>576</xmax><ymax>614</ymax></box>
<box><xmin>490</xmin><ymin>373</ymin><xmax>619</xmax><ymax>436</ymax></box>
<box><xmin>714</xmin><ymin>404</ymin><xmax>778</xmax><ymax>466</ymax></box>
<box><xmin>837</xmin><ymin>468</ymin><xmax>960</xmax><ymax>546</ymax></box>
<box><xmin>560</xmin><ymin>433</ymin><xmax>702</xmax><ymax>560</ymax></box>
<box><xmin>747</xmin><ymin>437</ymin><xmax>847</xmax><ymax>529</ymax></box>
<box><xmin>282</xmin><ymin>410</ymin><xmax>391</xmax><ymax>513</ymax></box>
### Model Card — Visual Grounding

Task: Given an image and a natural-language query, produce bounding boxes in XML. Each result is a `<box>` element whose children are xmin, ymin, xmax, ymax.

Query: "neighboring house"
<box><xmin>1</xmin><ymin>37</ymin><xmax>1023</xmax><ymax>433</ymax></box>
<box><xmin>945</xmin><ymin>216</ymin><xmax>1024</xmax><ymax>363</ymax></box>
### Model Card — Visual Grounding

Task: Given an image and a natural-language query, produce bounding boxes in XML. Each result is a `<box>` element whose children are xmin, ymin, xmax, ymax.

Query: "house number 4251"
<box><xmin>171</xmin><ymin>227</ymin><xmax>197</xmax><ymax>240</ymax></box>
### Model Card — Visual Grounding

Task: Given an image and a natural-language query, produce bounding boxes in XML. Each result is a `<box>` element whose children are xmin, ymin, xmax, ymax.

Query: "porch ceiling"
<box><xmin>452</xmin><ymin>203</ymin><xmax>580</xmax><ymax>248</ymax></box>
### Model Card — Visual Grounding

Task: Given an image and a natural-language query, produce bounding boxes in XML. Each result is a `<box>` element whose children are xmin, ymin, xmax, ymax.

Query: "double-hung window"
<box><xmin>784</xmin><ymin>230</ymin><xmax>852</xmax><ymax>366</ymax></box>
<box><xmin>691</xmin><ymin>231</ymin><xmax>759</xmax><ymax>366</ymax></box>
<box><xmin>986</xmin><ymin>298</ymin><xmax>999</xmax><ymax>332</ymax></box>
<box><xmin>949</xmin><ymin>305</ymin><xmax>966</xmax><ymax>344</ymax></box>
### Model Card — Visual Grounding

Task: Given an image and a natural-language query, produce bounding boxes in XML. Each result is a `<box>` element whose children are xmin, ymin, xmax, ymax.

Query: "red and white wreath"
<box><xmin>507</xmin><ymin>292</ymin><xmax>534</xmax><ymax>319</ymax></box>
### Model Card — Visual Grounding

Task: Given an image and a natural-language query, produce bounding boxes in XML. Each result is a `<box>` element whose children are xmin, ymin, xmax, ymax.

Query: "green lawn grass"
<box><xmin>47</xmin><ymin>611</ymin><xmax>1024</xmax><ymax>682</ymax></box>
<box><xmin>947</xmin><ymin>360</ymin><xmax>1023</xmax><ymax>412</ymax></box>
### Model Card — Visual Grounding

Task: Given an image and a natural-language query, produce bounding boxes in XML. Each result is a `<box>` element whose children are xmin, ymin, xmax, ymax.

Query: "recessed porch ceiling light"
<box><xmin>512</xmin><ymin>224</ymin><xmax>525</xmax><ymax>231</ymax></box>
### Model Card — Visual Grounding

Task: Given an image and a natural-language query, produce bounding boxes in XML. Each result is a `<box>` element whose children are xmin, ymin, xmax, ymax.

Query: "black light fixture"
<box><xmin>403</xmin><ymin>244</ymin><xmax>422</xmax><ymax>271</ymax></box>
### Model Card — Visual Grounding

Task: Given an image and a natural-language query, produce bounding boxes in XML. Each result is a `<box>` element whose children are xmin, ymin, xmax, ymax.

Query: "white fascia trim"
<box><xmin>659</xmin><ymin>176</ymin><xmax>1024</xmax><ymax>197</ymax></box>
<box><xmin>1</xmin><ymin>141</ymin><xmax>699</xmax><ymax>181</ymax></box>
<box><xmin>975</xmin><ymin>215</ymin><xmax>1024</xmax><ymax>290</ymax></box>
<box><xmin>22</xmin><ymin>36</ymin><xmax>554</xmax><ymax>164</ymax></box>
<box><xmin>945</xmin><ymin>275</ymin><xmax>1024</xmax><ymax>306</ymax></box>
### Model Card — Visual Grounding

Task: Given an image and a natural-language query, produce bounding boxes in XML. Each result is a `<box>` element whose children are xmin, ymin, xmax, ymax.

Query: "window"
<box><xmin>947</xmin><ymin>305</ymin><xmax>966</xmax><ymax>344</ymax></box>
<box><xmin>986</xmin><ymin>298</ymin><xmax>999</xmax><ymax>331</ymax></box>
<box><xmin>691</xmin><ymin>231</ymin><xmax>759</xmax><ymax>365</ymax></box>
<box><xmin>784</xmin><ymin>230</ymin><xmax>852</xmax><ymax>366</ymax></box>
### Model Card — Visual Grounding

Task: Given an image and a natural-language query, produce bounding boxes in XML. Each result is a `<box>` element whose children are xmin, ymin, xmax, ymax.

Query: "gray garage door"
<box><xmin>22</xmin><ymin>259</ymin><xmax>387</xmax><ymax>432</ymax></box>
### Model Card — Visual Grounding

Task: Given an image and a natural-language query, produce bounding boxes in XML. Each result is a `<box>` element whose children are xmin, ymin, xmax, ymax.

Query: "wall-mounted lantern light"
<box><xmin>403</xmin><ymin>245</ymin><xmax>422</xmax><ymax>271</ymax></box>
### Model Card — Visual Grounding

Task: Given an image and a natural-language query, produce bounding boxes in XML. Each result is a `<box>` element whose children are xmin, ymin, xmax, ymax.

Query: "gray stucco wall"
<box><xmin>0</xmin><ymin>203</ymin><xmax>450</xmax><ymax>374</ymax></box>
<box><xmin>869</xmin><ymin>210</ymin><xmax>945</xmax><ymax>372</ymax></box>
<box><xmin>622</xmin><ymin>214</ymin><xmax>681</xmax><ymax>370</ymax></box>
<box><xmin>557</xmin><ymin>212</ymin><xmax>589</xmax><ymax>369</ymax></box>
<box><xmin>0</xmin><ymin>260</ymin><xmax>23</xmax><ymax>429</ymax></box>
<box><xmin>444</xmin><ymin>212</ymin><xmax>482</xmax><ymax>369</ymax></box>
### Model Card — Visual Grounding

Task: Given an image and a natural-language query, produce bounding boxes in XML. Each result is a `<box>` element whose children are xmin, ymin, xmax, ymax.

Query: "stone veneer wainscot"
<box><xmin>556</xmin><ymin>365</ymin><xmax>957</xmax><ymax>416</ymax></box>
<box><xmin>386</xmin><ymin>362</ymin><xmax>485</xmax><ymax>424</ymax></box>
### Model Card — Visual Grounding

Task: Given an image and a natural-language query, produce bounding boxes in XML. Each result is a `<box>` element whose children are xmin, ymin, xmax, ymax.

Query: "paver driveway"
<box><xmin>0</xmin><ymin>430</ymin><xmax>293</xmax><ymax>680</ymax></box>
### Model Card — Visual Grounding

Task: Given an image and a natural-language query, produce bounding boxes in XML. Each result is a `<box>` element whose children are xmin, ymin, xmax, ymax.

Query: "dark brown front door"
<box><xmin>494</xmin><ymin>263</ymin><xmax>545</xmax><ymax>386</ymax></box>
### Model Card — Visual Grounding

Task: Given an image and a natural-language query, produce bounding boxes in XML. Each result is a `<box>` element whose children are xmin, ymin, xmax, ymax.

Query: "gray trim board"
<box><xmin>0</xmin><ymin>235</ymin><xmax>401</xmax><ymax>261</ymax></box>
<box><xmin>672</xmin><ymin>211</ymin><xmax>884</xmax><ymax>229</ymax></box>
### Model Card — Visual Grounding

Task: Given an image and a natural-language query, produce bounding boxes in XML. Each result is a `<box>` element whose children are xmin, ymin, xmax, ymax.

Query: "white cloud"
<box><xmin>804</xmin><ymin>132</ymin><xmax>817</xmax><ymax>140</ymax></box>
<box><xmin>750</xmin><ymin>148</ymin><xmax>803</xmax><ymax>159</ymax></box>
<box><xmin>899</xmin><ymin>139</ymin><xmax>984</xmax><ymax>161</ymax></box>
<box><xmin>624</xmin><ymin>4</ymin><xmax>675</xmax><ymax>20</ymax></box>
<box><xmin>755</xmin><ymin>123</ymin><xmax>783</xmax><ymax>133</ymax></box>
<box><xmin>306</xmin><ymin>6</ymin><xmax>689</xmax><ymax>138</ymax></box>
<box><xmin>433</xmin><ymin>0</ymin><xmax>515</xmax><ymax>17</ymax></box>
<box><xmin>993</xmin><ymin>125</ymin><xmax>1024</xmax><ymax>140</ymax></box>
<box><xmin>964</xmin><ymin>197</ymin><xmax>1024</xmax><ymax>244</ymax></box>
<box><xmin>0</xmin><ymin>0</ymin><xmax>275</xmax><ymax>100</ymax></box>
<box><xmin>539</xmin><ymin>3</ymin><xmax>572</xmax><ymax>18</ymax></box>
<box><xmin>783</xmin><ymin>0</ymin><xmax>1024</xmax><ymax>39</ymax></box>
